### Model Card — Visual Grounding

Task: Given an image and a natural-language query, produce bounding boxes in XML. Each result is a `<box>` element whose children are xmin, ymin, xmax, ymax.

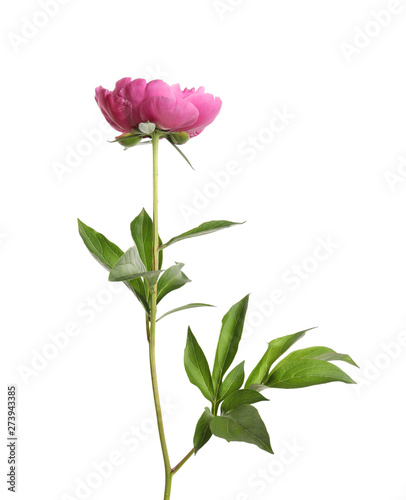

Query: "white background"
<box><xmin>2</xmin><ymin>1</ymin><xmax>406</xmax><ymax>499</ymax></box>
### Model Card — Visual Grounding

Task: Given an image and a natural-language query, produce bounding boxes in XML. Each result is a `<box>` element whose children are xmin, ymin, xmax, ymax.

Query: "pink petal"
<box><xmin>118</xmin><ymin>78</ymin><xmax>146</xmax><ymax>125</ymax></box>
<box><xmin>170</xmin><ymin>84</ymin><xmax>206</xmax><ymax>99</ymax></box>
<box><xmin>105</xmin><ymin>94</ymin><xmax>133</xmax><ymax>132</ymax></box>
<box><xmin>95</xmin><ymin>86</ymin><xmax>123</xmax><ymax>131</ymax></box>
<box><xmin>144</xmin><ymin>80</ymin><xmax>174</xmax><ymax>100</ymax></box>
<box><xmin>185</xmin><ymin>93</ymin><xmax>222</xmax><ymax>134</ymax></box>
<box><xmin>113</xmin><ymin>77</ymin><xmax>132</xmax><ymax>95</ymax></box>
<box><xmin>139</xmin><ymin>96</ymin><xmax>199</xmax><ymax>131</ymax></box>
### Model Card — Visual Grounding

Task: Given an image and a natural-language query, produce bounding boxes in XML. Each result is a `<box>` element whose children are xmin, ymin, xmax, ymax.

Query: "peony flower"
<box><xmin>95</xmin><ymin>78</ymin><xmax>222</xmax><ymax>138</ymax></box>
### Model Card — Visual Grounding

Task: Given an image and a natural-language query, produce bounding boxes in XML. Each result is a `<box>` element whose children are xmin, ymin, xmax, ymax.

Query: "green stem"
<box><xmin>171</xmin><ymin>448</ymin><xmax>195</xmax><ymax>475</ymax></box>
<box><xmin>148</xmin><ymin>131</ymin><xmax>172</xmax><ymax>500</ymax></box>
<box><xmin>145</xmin><ymin>313</ymin><xmax>150</xmax><ymax>341</ymax></box>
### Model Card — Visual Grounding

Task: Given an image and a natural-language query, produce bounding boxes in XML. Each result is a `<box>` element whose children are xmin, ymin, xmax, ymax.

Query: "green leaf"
<box><xmin>130</xmin><ymin>209</ymin><xmax>153</xmax><ymax>270</ymax></box>
<box><xmin>78</xmin><ymin>219</ymin><xmax>149</xmax><ymax>313</ymax></box>
<box><xmin>160</xmin><ymin>220</ymin><xmax>244</xmax><ymax>250</ymax></box>
<box><xmin>210</xmin><ymin>404</ymin><xmax>273</xmax><ymax>454</ymax></box>
<box><xmin>221</xmin><ymin>389</ymin><xmax>268</xmax><ymax>415</ymax></box>
<box><xmin>265</xmin><ymin>358</ymin><xmax>356</xmax><ymax>389</ymax></box>
<box><xmin>245</xmin><ymin>328</ymin><xmax>315</xmax><ymax>389</ymax></box>
<box><xmin>218</xmin><ymin>361</ymin><xmax>245</xmax><ymax>401</ymax></box>
<box><xmin>127</xmin><ymin>277</ymin><xmax>149</xmax><ymax>313</ymax></box>
<box><xmin>193</xmin><ymin>408</ymin><xmax>214</xmax><ymax>453</ymax></box>
<box><xmin>157</xmin><ymin>303</ymin><xmax>214</xmax><ymax>322</ymax></box>
<box><xmin>274</xmin><ymin>346</ymin><xmax>358</xmax><ymax>367</ymax></box>
<box><xmin>157</xmin><ymin>263</ymin><xmax>191</xmax><ymax>303</ymax></box>
<box><xmin>130</xmin><ymin>209</ymin><xmax>163</xmax><ymax>271</ymax></box>
<box><xmin>166</xmin><ymin>136</ymin><xmax>195</xmax><ymax>170</ymax></box>
<box><xmin>184</xmin><ymin>327</ymin><xmax>214</xmax><ymax>402</ymax></box>
<box><xmin>78</xmin><ymin>219</ymin><xmax>124</xmax><ymax>272</ymax></box>
<box><xmin>108</xmin><ymin>245</ymin><xmax>162</xmax><ymax>288</ymax></box>
<box><xmin>248</xmin><ymin>384</ymin><xmax>270</xmax><ymax>392</ymax></box>
<box><xmin>212</xmin><ymin>295</ymin><xmax>249</xmax><ymax>399</ymax></box>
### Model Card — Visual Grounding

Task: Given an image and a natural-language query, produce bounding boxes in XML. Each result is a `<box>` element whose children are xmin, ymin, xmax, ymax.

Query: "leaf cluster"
<box><xmin>185</xmin><ymin>302</ymin><xmax>357</xmax><ymax>454</ymax></box>
<box><xmin>78</xmin><ymin>213</ymin><xmax>241</xmax><ymax>319</ymax></box>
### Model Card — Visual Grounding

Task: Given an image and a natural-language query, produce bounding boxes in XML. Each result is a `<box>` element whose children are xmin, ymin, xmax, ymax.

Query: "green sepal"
<box><xmin>169</xmin><ymin>131</ymin><xmax>190</xmax><ymax>145</ymax></box>
<box><xmin>113</xmin><ymin>133</ymin><xmax>142</xmax><ymax>149</ymax></box>
<box><xmin>166</xmin><ymin>136</ymin><xmax>194</xmax><ymax>170</ymax></box>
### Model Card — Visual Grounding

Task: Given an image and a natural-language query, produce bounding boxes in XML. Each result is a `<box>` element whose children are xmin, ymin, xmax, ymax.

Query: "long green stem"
<box><xmin>148</xmin><ymin>131</ymin><xmax>172</xmax><ymax>499</ymax></box>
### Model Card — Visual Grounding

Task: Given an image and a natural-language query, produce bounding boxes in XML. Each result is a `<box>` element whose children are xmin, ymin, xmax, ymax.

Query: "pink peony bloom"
<box><xmin>95</xmin><ymin>78</ymin><xmax>222</xmax><ymax>138</ymax></box>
